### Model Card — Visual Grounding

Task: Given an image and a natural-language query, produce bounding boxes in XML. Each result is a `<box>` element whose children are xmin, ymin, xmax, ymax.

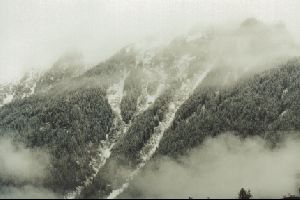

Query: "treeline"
<box><xmin>84</xmin><ymin>47</ymin><xmax>136</xmax><ymax>78</ymax></box>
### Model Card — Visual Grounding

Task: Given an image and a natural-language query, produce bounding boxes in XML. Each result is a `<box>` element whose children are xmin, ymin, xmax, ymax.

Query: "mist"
<box><xmin>1</xmin><ymin>0</ymin><xmax>300</xmax><ymax>83</ymax></box>
<box><xmin>195</xmin><ymin>18</ymin><xmax>300</xmax><ymax>86</ymax></box>
<box><xmin>0</xmin><ymin>137</ymin><xmax>59</xmax><ymax>199</ymax></box>
<box><xmin>0</xmin><ymin>137</ymin><xmax>50</xmax><ymax>181</ymax></box>
<box><xmin>0</xmin><ymin>185</ymin><xmax>59</xmax><ymax>199</ymax></box>
<box><xmin>127</xmin><ymin>134</ymin><xmax>300</xmax><ymax>199</ymax></box>
<box><xmin>1</xmin><ymin>1</ymin><xmax>300</xmax><ymax>198</ymax></box>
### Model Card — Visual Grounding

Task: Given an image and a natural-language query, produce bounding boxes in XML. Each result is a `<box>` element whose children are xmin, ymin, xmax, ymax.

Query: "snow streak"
<box><xmin>65</xmin><ymin>71</ymin><xmax>128</xmax><ymax>199</ymax></box>
<box><xmin>107</xmin><ymin>67</ymin><xmax>211</xmax><ymax>199</ymax></box>
<box><xmin>137</xmin><ymin>68</ymin><xmax>167</xmax><ymax>114</ymax></box>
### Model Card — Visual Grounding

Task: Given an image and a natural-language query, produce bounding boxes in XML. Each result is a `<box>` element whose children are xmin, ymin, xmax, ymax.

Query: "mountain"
<box><xmin>0</xmin><ymin>19</ymin><xmax>299</xmax><ymax>198</ymax></box>
<box><xmin>0</xmin><ymin>53</ymin><xmax>86</xmax><ymax>107</ymax></box>
<box><xmin>0</xmin><ymin>72</ymin><xmax>38</xmax><ymax>107</ymax></box>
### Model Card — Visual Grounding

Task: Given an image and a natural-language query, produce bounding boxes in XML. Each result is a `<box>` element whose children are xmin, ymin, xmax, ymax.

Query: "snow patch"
<box><xmin>280</xmin><ymin>110</ymin><xmax>288</xmax><ymax>118</ymax></box>
<box><xmin>282</xmin><ymin>88</ymin><xmax>288</xmax><ymax>98</ymax></box>
<box><xmin>137</xmin><ymin>68</ymin><xmax>167</xmax><ymax>114</ymax></box>
<box><xmin>107</xmin><ymin>70</ymin><xmax>128</xmax><ymax>116</ymax></box>
<box><xmin>2</xmin><ymin>94</ymin><xmax>14</xmax><ymax>106</ymax></box>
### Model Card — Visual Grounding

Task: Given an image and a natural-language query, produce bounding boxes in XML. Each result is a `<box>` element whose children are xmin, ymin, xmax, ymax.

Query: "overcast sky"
<box><xmin>1</xmin><ymin>0</ymin><xmax>300</xmax><ymax>83</ymax></box>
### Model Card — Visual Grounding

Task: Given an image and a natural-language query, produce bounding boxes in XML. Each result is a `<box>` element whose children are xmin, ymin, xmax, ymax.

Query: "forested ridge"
<box><xmin>0</xmin><ymin>19</ymin><xmax>300</xmax><ymax>199</ymax></box>
<box><xmin>1</xmin><ymin>55</ymin><xmax>300</xmax><ymax>198</ymax></box>
<box><xmin>158</xmin><ymin>58</ymin><xmax>300</xmax><ymax>157</ymax></box>
<box><xmin>0</xmin><ymin>88</ymin><xmax>114</xmax><ymax>192</ymax></box>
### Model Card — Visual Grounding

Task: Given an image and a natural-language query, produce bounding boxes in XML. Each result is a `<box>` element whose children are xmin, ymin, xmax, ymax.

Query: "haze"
<box><xmin>1</xmin><ymin>0</ymin><xmax>300</xmax><ymax>83</ymax></box>
<box><xmin>127</xmin><ymin>134</ymin><xmax>300</xmax><ymax>199</ymax></box>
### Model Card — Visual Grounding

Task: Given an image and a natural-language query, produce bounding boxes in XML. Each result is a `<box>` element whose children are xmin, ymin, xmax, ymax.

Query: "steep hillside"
<box><xmin>0</xmin><ymin>53</ymin><xmax>86</xmax><ymax>107</ymax></box>
<box><xmin>0</xmin><ymin>19</ymin><xmax>300</xmax><ymax>199</ymax></box>
<box><xmin>158</xmin><ymin>58</ymin><xmax>300</xmax><ymax>157</ymax></box>
<box><xmin>0</xmin><ymin>88</ymin><xmax>114</xmax><ymax>192</ymax></box>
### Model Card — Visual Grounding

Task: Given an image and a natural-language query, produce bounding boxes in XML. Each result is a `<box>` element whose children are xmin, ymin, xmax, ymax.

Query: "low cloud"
<box><xmin>0</xmin><ymin>137</ymin><xmax>50</xmax><ymax>182</ymax></box>
<box><xmin>0</xmin><ymin>185</ymin><xmax>59</xmax><ymax>199</ymax></box>
<box><xmin>0</xmin><ymin>137</ymin><xmax>60</xmax><ymax>199</ymax></box>
<box><xmin>128</xmin><ymin>134</ymin><xmax>300</xmax><ymax>199</ymax></box>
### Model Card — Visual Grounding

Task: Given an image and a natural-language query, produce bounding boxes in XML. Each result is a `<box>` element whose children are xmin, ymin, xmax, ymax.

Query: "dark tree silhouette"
<box><xmin>238</xmin><ymin>188</ymin><xmax>252</xmax><ymax>199</ymax></box>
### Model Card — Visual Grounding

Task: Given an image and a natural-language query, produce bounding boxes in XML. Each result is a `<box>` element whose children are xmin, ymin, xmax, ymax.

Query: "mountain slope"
<box><xmin>0</xmin><ymin>88</ymin><xmax>114</xmax><ymax>192</ymax></box>
<box><xmin>158</xmin><ymin>58</ymin><xmax>300</xmax><ymax>157</ymax></box>
<box><xmin>0</xmin><ymin>19</ymin><xmax>300</xmax><ymax>198</ymax></box>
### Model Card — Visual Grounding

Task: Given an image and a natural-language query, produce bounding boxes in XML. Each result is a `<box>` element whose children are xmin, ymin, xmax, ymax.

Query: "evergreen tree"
<box><xmin>238</xmin><ymin>188</ymin><xmax>252</xmax><ymax>199</ymax></box>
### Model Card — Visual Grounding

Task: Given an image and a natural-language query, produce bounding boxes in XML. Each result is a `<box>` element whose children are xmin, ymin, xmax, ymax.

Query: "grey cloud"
<box><xmin>129</xmin><ymin>134</ymin><xmax>300</xmax><ymax>199</ymax></box>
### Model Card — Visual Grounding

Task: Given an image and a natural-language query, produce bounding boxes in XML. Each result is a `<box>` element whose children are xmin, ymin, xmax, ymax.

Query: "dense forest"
<box><xmin>120</xmin><ymin>69</ymin><xmax>144</xmax><ymax>124</ymax></box>
<box><xmin>78</xmin><ymin>81</ymin><xmax>179</xmax><ymax>198</ymax></box>
<box><xmin>0</xmin><ymin>19</ymin><xmax>300</xmax><ymax>199</ymax></box>
<box><xmin>0</xmin><ymin>88</ymin><xmax>114</xmax><ymax>192</ymax></box>
<box><xmin>158</xmin><ymin>59</ymin><xmax>300</xmax><ymax>157</ymax></box>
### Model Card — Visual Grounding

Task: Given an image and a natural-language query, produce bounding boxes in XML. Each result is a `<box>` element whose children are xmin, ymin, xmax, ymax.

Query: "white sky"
<box><xmin>0</xmin><ymin>0</ymin><xmax>300</xmax><ymax>83</ymax></box>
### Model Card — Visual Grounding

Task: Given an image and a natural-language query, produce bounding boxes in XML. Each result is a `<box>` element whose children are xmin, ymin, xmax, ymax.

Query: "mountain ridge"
<box><xmin>0</xmin><ymin>19</ymin><xmax>300</xmax><ymax>198</ymax></box>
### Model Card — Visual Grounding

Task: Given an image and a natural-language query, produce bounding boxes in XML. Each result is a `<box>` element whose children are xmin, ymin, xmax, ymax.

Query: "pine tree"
<box><xmin>238</xmin><ymin>188</ymin><xmax>252</xmax><ymax>199</ymax></box>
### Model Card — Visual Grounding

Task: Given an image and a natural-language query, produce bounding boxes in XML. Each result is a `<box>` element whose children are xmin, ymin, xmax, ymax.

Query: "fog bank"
<box><xmin>0</xmin><ymin>185</ymin><xmax>59</xmax><ymax>199</ymax></box>
<box><xmin>0</xmin><ymin>137</ymin><xmax>50</xmax><ymax>181</ymax></box>
<box><xmin>128</xmin><ymin>134</ymin><xmax>300</xmax><ymax>199</ymax></box>
<box><xmin>1</xmin><ymin>0</ymin><xmax>300</xmax><ymax>83</ymax></box>
<box><xmin>0</xmin><ymin>137</ymin><xmax>59</xmax><ymax>199</ymax></box>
